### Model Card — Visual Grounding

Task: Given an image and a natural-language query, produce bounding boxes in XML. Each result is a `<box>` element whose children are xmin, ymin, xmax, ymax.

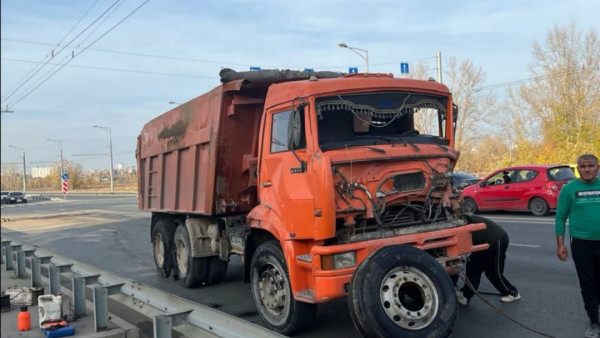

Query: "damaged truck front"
<box><xmin>137</xmin><ymin>69</ymin><xmax>487</xmax><ymax>337</ymax></box>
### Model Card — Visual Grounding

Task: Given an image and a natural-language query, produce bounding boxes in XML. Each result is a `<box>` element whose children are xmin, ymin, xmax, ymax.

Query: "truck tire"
<box><xmin>152</xmin><ymin>219</ymin><xmax>176</xmax><ymax>278</ymax></box>
<box><xmin>206</xmin><ymin>257</ymin><xmax>228</xmax><ymax>284</ymax></box>
<box><xmin>250</xmin><ymin>241</ymin><xmax>316</xmax><ymax>335</ymax></box>
<box><xmin>529</xmin><ymin>197</ymin><xmax>549</xmax><ymax>216</ymax></box>
<box><xmin>348</xmin><ymin>245</ymin><xmax>458</xmax><ymax>338</ymax></box>
<box><xmin>174</xmin><ymin>225</ymin><xmax>208</xmax><ymax>288</ymax></box>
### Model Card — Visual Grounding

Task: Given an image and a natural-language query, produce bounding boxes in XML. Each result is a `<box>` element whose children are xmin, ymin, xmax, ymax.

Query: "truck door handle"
<box><xmin>261</xmin><ymin>182</ymin><xmax>272</xmax><ymax>187</ymax></box>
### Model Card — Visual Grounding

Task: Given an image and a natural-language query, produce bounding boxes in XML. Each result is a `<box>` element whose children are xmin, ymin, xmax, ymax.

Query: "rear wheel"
<box><xmin>463</xmin><ymin>198</ymin><xmax>478</xmax><ymax>214</ymax></box>
<box><xmin>250</xmin><ymin>241</ymin><xmax>316</xmax><ymax>335</ymax></box>
<box><xmin>529</xmin><ymin>197</ymin><xmax>549</xmax><ymax>216</ymax></box>
<box><xmin>348</xmin><ymin>245</ymin><xmax>458</xmax><ymax>338</ymax></box>
<box><xmin>152</xmin><ymin>219</ymin><xmax>176</xmax><ymax>278</ymax></box>
<box><xmin>174</xmin><ymin>225</ymin><xmax>208</xmax><ymax>288</ymax></box>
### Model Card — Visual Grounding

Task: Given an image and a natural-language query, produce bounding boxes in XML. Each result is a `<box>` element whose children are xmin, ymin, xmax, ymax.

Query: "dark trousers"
<box><xmin>461</xmin><ymin>233</ymin><xmax>518</xmax><ymax>299</ymax></box>
<box><xmin>571</xmin><ymin>237</ymin><xmax>600</xmax><ymax>324</ymax></box>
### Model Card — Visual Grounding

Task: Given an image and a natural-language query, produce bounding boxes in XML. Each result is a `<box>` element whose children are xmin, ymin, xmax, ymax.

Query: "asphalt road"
<box><xmin>0</xmin><ymin>197</ymin><xmax>588</xmax><ymax>338</ymax></box>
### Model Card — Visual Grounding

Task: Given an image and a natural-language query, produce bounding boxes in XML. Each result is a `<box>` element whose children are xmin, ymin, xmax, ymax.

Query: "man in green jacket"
<box><xmin>555</xmin><ymin>153</ymin><xmax>600</xmax><ymax>338</ymax></box>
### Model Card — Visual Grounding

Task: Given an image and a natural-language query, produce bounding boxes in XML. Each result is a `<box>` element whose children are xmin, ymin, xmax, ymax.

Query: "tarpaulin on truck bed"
<box><xmin>219</xmin><ymin>68</ymin><xmax>344</xmax><ymax>84</ymax></box>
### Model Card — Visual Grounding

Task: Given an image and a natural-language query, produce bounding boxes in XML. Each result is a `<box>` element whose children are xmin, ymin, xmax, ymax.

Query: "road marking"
<box><xmin>509</xmin><ymin>243</ymin><xmax>541</xmax><ymax>248</ymax></box>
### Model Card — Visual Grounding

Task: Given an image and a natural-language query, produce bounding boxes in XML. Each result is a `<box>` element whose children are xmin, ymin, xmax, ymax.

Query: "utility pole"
<box><xmin>436</xmin><ymin>51</ymin><xmax>442</xmax><ymax>83</ymax></box>
<box><xmin>8</xmin><ymin>145</ymin><xmax>26</xmax><ymax>192</ymax></box>
<box><xmin>93</xmin><ymin>125</ymin><xmax>114</xmax><ymax>194</ymax></box>
<box><xmin>47</xmin><ymin>139</ymin><xmax>66</xmax><ymax>199</ymax></box>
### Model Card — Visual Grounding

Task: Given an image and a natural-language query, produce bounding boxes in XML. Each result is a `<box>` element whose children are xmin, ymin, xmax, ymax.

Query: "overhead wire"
<box><xmin>4</xmin><ymin>0</ymin><xmax>149</xmax><ymax>109</ymax></box>
<box><xmin>2</xmin><ymin>57</ymin><xmax>214</xmax><ymax>79</ymax></box>
<box><xmin>1</xmin><ymin>0</ymin><xmax>120</xmax><ymax>106</ymax></box>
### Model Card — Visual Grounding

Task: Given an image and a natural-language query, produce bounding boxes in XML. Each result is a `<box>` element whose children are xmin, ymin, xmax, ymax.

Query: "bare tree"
<box><xmin>445</xmin><ymin>57</ymin><xmax>496</xmax><ymax>152</ymax></box>
<box><xmin>515</xmin><ymin>23</ymin><xmax>600</xmax><ymax>163</ymax></box>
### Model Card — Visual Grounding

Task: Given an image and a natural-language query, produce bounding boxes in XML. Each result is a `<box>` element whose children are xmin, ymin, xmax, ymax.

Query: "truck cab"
<box><xmin>138</xmin><ymin>69</ymin><xmax>486</xmax><ymax>337</ymax></box>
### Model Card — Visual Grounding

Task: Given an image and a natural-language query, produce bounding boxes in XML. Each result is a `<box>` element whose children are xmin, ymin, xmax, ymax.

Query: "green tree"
<box><xmin>512</xmin><ymin>24</ymin><xmax>600</xmax><ymax>163</ymax></box>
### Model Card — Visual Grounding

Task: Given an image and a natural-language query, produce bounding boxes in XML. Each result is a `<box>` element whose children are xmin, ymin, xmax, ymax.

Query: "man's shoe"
<box><xmin>584</xmin><ymin>323</ymin><xmax>600</xmax><ymax>338</ymax></box>
<box><xmin>500</xmin><ymin>292</ymin><xmax>521</xmax><ymax>303</ymax></box>
<box><xmin>456</xmin><ymin>290</ymin><xmax>469</xmax><ymax>306</ymax></box>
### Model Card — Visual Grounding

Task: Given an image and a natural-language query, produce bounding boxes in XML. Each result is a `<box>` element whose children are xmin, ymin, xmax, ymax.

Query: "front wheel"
<box><xmin>348</xmin><ymin>245</ymin><xmax>458</xmax><ymax>338</ymax></box>
<box><xmin>463</xmin><ymin>197</ymin><xmax>478</xmax><ymax>214</ymax></box>
<box><xmin>529</xmin><ymin>197</ymin><xmax>549</xmax><ymax>216</ymax></box>
<box><xmin>250</xmin><ymin>241</ymin><xmax>316</xmax><ymax>335</ymax></box>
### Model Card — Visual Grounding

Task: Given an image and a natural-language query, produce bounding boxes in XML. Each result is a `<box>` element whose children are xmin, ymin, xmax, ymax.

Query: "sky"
<box><xmin>1</xmin><ymin>0</ymin><xmax>599</xmax><ymax>172</ymax></box>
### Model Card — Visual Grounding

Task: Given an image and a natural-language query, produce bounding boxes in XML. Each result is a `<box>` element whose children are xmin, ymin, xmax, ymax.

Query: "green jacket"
<box><xmin>555</xmin><ymin>178</ymin><xmax>600</xmax><ymax>240</ymax></box>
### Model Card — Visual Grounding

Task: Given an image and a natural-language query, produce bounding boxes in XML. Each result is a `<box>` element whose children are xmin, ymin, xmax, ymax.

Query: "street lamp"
<box><xmin>8</xmin><ymin>145</ymin><xmax>26</xmax><ymax>192</ymax></box>
<box><xmin>338</xmin><ymin>42</ymin><xmax>369</xmax><ymax>73</ymax></box>
<box><xmin>93</xmin><ymin>125</ymin><xmax>114</xmax><ymax>193</ymax></box>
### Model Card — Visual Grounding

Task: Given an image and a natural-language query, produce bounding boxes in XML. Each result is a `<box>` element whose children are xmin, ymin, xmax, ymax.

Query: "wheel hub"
<box><xmin>258</xmin><ymin>266</ymin><xmax>286</xmax><ymax>315</ymax></box>
<box><xmin>380</xmin><ymin>266</ymin><xmax>439</xmax><ymax>330</ymax></box>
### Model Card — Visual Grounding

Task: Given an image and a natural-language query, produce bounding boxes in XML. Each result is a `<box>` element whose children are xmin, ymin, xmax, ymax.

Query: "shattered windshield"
<box><xmin>315</xmin><ymin>91</ymin><xmax>449</xmax><ymax>151</ymax></box>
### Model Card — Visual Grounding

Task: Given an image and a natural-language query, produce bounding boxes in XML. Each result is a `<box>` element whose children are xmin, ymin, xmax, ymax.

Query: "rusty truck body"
<box><xmin>137</xmin><ymin>69</ymin><xmax>486</xmax><ymax>337</ymax></box>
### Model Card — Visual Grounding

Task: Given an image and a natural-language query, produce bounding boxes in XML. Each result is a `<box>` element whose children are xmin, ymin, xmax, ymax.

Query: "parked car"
<box><xmin>452</xmin><ymin>172</ymin><xmax>480</xmax><ymax>190</ymax></box>
<box><xmin>1</xmin><ymin>191</ymin><xmax>8</xmax><ymax>204</ymax></box>
<box><xmin>7</xmin><ymin>192</ymin><xmax>27</xmax><ymax>204</ymax></box>
<box><xmin>461</xmin><ymin>165</ymin><xmax>574</xmax><ymax>216</ymax></box>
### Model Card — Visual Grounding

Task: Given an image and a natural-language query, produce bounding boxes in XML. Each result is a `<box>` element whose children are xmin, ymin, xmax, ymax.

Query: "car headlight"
<box><xmin>321</xmin><ymin>251</ymin><xmax>357</xmax><ymax>270</ymax></box>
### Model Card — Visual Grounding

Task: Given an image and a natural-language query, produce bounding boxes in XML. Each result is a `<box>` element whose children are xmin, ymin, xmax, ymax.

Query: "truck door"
<box><xmin>258</xmin><ymin>108</ymin><xmax>316</xmax><ymax>239</ymax></box>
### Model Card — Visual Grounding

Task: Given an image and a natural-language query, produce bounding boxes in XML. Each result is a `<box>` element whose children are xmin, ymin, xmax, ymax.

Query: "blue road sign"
<box><xmin>400</xmin><ymin>62</ymin><xmax>409</xmax><ymax>74</ymax></box>
<box><xmin>61</xmin><ymin>173</ymin><xmax>68</xmax><ymax>180</ymax></box>
<box><xmin>304</xmin><ymin>68</ymin><xmax>314</xmax><ymax>72</ymax></box>
<box><xmin>349</xmin><ymin>67</ymin><xmax>358</xmax><ymax>74</ymax></box>
<box><xmin>250</xmin><ymin>66</ymin><xmax>261</xmax><ymax>71</ymax></box>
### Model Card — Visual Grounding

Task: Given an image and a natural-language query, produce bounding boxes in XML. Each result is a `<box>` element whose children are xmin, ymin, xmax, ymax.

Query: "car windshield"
<box><xmin>547</xmin><ymin>167</ymin><xmax>575</xmax><ymax>181</ymax></box>
<box><xmin>315</xmin><ymin>91</ymin><xmax>450</xmax><ymax>151</ymax></box>
<box><xmin>9</xmin><ymin>192</ymin><xmax>23</xmax><ymax>197</ymax></box>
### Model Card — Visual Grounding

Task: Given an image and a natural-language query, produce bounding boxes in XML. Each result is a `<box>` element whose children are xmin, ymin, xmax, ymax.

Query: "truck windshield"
<box><xmin>315</xmin><ymin>91</ymin><xmax>449</xmax><ymax>151</ymax></box>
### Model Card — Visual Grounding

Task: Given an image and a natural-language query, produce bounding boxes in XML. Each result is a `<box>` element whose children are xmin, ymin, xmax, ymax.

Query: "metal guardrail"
<box><xmin>1</xmin><ymin>237</ymin><xmax>284</xmax><ymax>338</ymax></box>
<box><xmin>25</xmin><ymin>191</ymin><xmax>137</xmax><ymax>196</ymax></box>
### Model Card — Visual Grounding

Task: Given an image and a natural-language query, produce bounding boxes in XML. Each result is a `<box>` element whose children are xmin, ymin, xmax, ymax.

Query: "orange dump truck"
<box><xmin>137</xmin><ymin>69</ymin><xmax>487</xmax><ymax>337</ymax></box>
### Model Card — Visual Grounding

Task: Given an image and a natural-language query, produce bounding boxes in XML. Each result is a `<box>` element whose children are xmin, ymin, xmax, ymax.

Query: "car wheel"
<box><xmin>250</xmin><ymin>241</ymin><xmax>316</xmax><ymax>335</ymax></box>
<box><xmin>529</xmin><ymin>197</ymin><xmax>549</xmax><ymax>216</ymax></box>
<box><xmin>152</xmin><ymin>219</ymin><xmax>176</xmax><ymax>278</ymax></box>
<box><xmin>463</xmin><ymin>198</ymin><xmax>478</xmax><ymax>214</ymax></box>
<box><xmin>348</xmin><ymin>245</ymin><xmax>458</xmax><ymax>338</ymax></box>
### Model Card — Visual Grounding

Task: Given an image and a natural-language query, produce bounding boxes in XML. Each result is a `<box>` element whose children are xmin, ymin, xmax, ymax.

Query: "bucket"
<box><xmin>37</xmin><ymin>295</ymin><xmax>62</xmax><ymax>326</ymax></box>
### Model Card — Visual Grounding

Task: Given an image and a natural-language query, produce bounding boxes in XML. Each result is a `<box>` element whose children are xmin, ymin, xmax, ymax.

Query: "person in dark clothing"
<box><xmin>457</xmin><ymin>214</ymin><xmax>520</xmax><ymax>305</ymax></box>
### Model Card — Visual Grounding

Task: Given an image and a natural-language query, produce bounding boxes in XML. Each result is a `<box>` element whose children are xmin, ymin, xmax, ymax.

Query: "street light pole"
<box><xmin>47</xmin><ymin>138</ymin><xmax>66</xmax><ymax>199</ymax></box>
<box><xmin>9</xmin><ymin>145</ymin><xmax>26</xmax><ymax>192</ymax></box>
<box><xmin>338</xmin><ymin>42</ymin><xmax>369</xmax><ymax>73</ymax></box>
<box><xmin>93</xmin><ymin>125</ymin><xmax>114</xmax><ymax>193</ymax></box>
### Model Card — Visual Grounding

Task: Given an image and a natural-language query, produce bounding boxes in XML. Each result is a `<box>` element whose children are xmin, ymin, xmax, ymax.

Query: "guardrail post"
<box><xmin>93</xmin><ymin>283</ymin><xmax>124</xmax><ymax>331</ymax></box>
<box><xmin>4</xmin><ymin>244</ymin><xmax>14</xmax><ymax>271</ymax></box>
<box><xmin>30</xmin><ymin>257</ymin><xmax>42</xmax><ymax>287</ymax></box>
<box><xmin>153</xmin><ymin>311</ymin><xmax>192</xmax><ymax>338</ymax></box>
<box><xmin>1</xmin><ymin>239</ymin><xmax>11</xmax><ymax>264</ymax></box>
<box><xmin>49</xmin><ymin>264</ymin><xmax>61</xmax><ymax>294</ymax></box>
<box><xmin>72</xmin><ymin>275</ymin><xmax>100</xmax><ymax>317</ymax></box>
<box><xmin>16</xmin><ymin>251</ymin><xmax>27</xmax><ymax>278</ymax></box>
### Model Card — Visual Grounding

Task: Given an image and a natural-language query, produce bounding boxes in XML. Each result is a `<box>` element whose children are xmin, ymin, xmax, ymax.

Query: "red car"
<box><xmin>461</xmin><ymin>165</ymin><xmax>575</xmax><ymax>216</ymax></box>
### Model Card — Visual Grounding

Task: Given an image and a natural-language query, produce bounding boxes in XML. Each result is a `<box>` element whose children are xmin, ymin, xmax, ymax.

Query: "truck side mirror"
<box><xmin>287</xmin><ymin>108</ymin><xmax>302</xmax><ymax>150</ymax></box>
<box><xmin>453</xmin><ymin>104</ymin><xmax>458</xmax><ymax>135</ymax></box>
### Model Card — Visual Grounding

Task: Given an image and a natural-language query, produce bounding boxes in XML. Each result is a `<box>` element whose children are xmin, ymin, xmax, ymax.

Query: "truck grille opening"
<box><xmin>393</xmin><ymin>172</ymin><xmax>426</xmax><ymax>193</ymax></box>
